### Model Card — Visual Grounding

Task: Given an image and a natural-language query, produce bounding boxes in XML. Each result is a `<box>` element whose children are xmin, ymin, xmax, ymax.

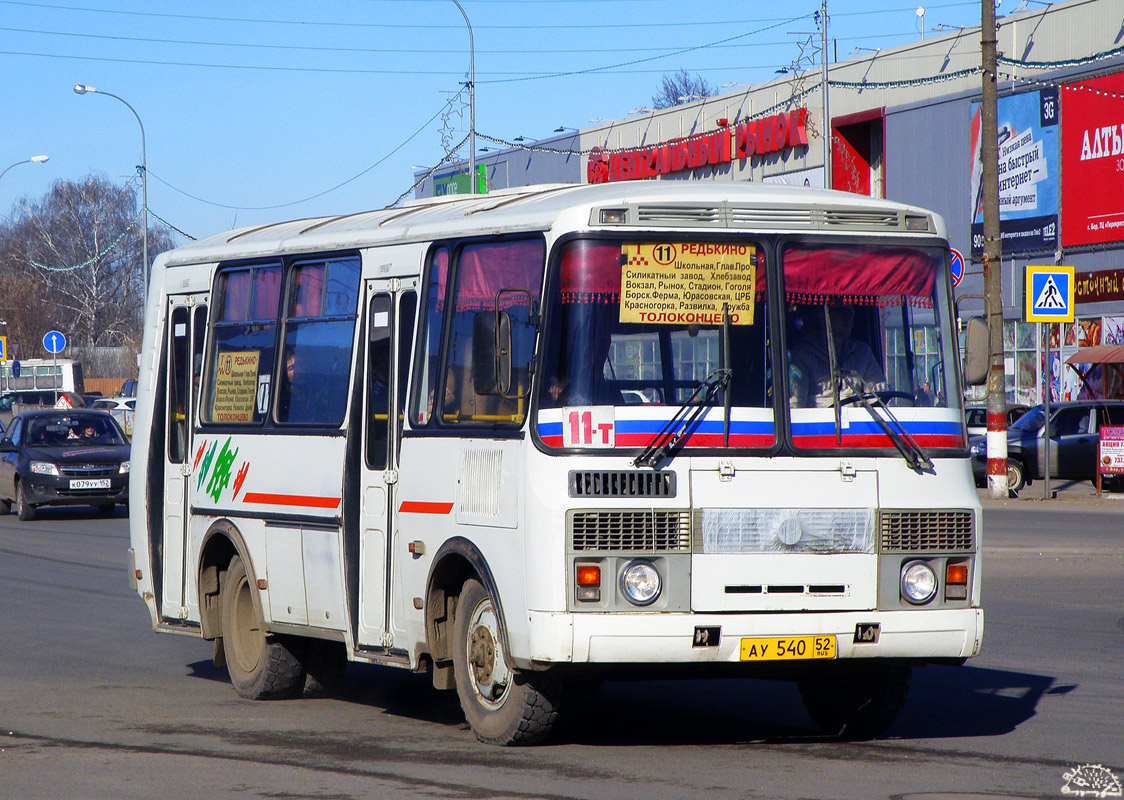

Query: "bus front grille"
<box><xmin>569</xmin><ymin>510</ymin><xmax>692</xmax><ymax>553</ymax></box>
<box><xmin>879</xmin><ymin>510</ymin><xmax>975</xmax><ymax>552</ymax></box>
<box><xmin>568</xmin><ymin>470</ymin><xmax>676</xmax><ymax>498</ymax></box>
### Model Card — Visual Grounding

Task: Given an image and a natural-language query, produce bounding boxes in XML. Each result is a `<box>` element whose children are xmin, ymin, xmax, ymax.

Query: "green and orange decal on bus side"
<box><xmin>191</xmin><ymin>437</ymin><xmax>341</xmax><ymax>510</ymax></box>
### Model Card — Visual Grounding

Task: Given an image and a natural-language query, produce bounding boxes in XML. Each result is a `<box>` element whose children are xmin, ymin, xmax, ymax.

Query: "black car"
<box><xmin>964</xmin><ymin>402</ymin><xmax>1029</xmax><ymax>438</ymax></box>
<box><xmin>970</xmin><ymin>400</ymin><xmax>1124</xmax><ymax>492</ymax></box>
<box><xmin>0</xmin><ymin>410</ymin><xmax>130</xmax><ymax>520</ymax></box>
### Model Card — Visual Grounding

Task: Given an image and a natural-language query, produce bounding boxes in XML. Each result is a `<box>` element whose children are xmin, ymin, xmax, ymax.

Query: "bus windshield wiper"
<box><xmin>840</xmin><ymin>375</ymin><xmax>934</xmax><ymax>474</ymax></box>
<box><xmin>634</xmin><ymin>369</ymin><xmax>732</xmax><ymax>469</ymax></box>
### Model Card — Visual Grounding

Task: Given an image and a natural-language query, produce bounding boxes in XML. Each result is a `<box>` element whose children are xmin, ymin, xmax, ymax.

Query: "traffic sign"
<box><xmin>0</xmin><ymin>336</ymin><xmax>7</xmax><ymax>361</ymax></box>
<box><xmin>11</xmin><ymin>360</ymin><xmax>19</xmax><ymax>378</ymax></box>
<box><xmin>949</xmin><ymin>248</ymin><xmax>965</xmax><ymax>288</ymax></box>
<box><xmin>1025</xmin><ymin>265</ymin><xmax>1075</xmax><ymax>323</ymax></box>
<box><xmin>43</xmin><ymin>330</ymin><xmax>66</xmax><ymax>354</ymax></box>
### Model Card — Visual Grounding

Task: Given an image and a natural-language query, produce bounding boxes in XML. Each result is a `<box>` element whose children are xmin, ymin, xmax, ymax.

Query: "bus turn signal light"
<box><xmin>945</xmin><ymin>562</ymin><xmax>968</xmax><ymax>600</ymax></box>
<box><xmin>576</xmin><ymin>564</ymin><xmax>601</xmax><ymax>602</ymax></box>
<box><xmin>946</xmin><ymin>563</ymin><xmax>968</xmax><ymax>585</ymax></box>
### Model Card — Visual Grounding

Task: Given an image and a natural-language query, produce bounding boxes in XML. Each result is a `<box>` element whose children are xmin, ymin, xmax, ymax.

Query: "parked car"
<box><xmin>0</xmin><ymin>410</ymin><xmax>130</xmax><ymax>520</ymax></box>
<box><xmin>964</xmin><ymin>402</ymin><xmax>1029</xmax><ymax>437</ymax></box>
<box><xmin>969</xmin><ymin>400</ymin><xmax>1124</xmax><ymax>492</ymax></box>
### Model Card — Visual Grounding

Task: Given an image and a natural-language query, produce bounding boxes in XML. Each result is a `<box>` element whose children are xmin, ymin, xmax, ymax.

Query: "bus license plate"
<box><xmin>739</xmin><ymin>635</ymin><xmax>836</xmax><ymax>662</ymax></box>
<box><xmin>70</xmin><ymin>479</ymin><xmax>111</xmax><ymax>490</ymax></box>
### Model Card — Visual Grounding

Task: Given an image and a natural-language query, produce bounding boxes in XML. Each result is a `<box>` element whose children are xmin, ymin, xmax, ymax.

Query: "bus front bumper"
<box><xmin>523</xmin><ymin>607</ymin><xmax>983</xmax><ymax>665</ymax></box>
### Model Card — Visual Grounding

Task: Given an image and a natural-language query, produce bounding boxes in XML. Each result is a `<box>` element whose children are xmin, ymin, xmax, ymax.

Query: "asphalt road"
<box><xmin>0</xmin><ymin>502</ymin><xmax>1120</xmax><ymax>800</ymax></box>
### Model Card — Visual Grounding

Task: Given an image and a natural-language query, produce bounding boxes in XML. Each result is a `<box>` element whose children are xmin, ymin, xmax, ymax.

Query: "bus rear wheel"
<box><xmin>452</xmin><ymin>578</ymin><xmax>560</xmax><ymax>745</ymax></box>
<box><xmin>798</xmin><ymin>663</ymin><xmax>911</xmax><ymax>739</ymax></box>
<box><xmin>220</xmin><ymin>555</ymin><xmax>304</xmax><ymax>700</ymax></box>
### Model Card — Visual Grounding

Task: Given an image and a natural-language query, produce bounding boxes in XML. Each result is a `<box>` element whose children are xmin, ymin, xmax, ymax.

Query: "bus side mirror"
<box><xmin>472</xmin><ymin>310</ymin><xmax>512</xmax><ymax>396</ymax></box>
<box><xmin>962</xmin><ymin>316</ymin><xmax>988</xmax><ymax>386</ymax></box>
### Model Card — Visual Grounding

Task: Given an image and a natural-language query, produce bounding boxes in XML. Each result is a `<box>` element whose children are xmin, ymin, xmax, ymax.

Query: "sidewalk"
<box><xmin>976</xmin><ymin>479</ymin><xmax>1124</xmax><ymax>511</ymax></box>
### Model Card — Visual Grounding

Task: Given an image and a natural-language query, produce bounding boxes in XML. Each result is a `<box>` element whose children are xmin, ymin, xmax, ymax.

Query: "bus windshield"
<box><xmin>538</xmin><ymin>238</ymin><xmax>773</xmax><ymax>450</ymax></box>
<box><xmin>536</xmin><ymin>237</ymin><xmax>962</xmax><ymax>454</ymax></box>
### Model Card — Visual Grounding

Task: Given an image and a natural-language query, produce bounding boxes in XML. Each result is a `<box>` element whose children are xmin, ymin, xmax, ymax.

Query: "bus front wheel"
<box><xmin>452</xmin><ymin>577</ymin><xmax>560</xmax><ymax>745</ymax></box>
<box><xmin>798</xmin><ymin>663</ymin><xmax>911</xmax><ymax>739</ymax></box>
<box><xmin>220</xmin><ymin>555</ymin><xmax>305</xmax><ymax>700</ymax></box>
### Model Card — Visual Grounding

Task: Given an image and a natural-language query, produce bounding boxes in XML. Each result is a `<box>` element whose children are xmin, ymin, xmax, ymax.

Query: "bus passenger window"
<box><xmin>204</xmin><ymin>263</ymin><xmax>281</xmax><ymax>424</ymax></box>
<box><xmin>278</xmin><ymin>256</ymin><xmax>361</xmax><ymax>426</ymax></box>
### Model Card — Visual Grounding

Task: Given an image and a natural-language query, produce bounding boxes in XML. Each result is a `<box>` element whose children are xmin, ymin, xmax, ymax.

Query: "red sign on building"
<box><xmin>587</xmin><ymin>108</ymin><xmax>809</xmax><ymax>184</ymax></box>
<box><xmin>1060</xmin><ymin>72</ymin><xmax>1124</xmax><ymax>247</ymax></box>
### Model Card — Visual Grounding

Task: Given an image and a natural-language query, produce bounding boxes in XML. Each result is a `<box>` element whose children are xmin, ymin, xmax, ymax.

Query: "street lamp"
<box><xmin>450</xmin><ymin>1</ymin><xmax>476</xmax><ymax>194</ymax></box>
<box><xmin>0</xmin><ymin>154</ymin><xmax>49</xmax><ymax>182</ymax></box>
<box><xmin>74</xmin><ymin>83</ymin><xmax>148</xmax><ymax>299</ymax></box>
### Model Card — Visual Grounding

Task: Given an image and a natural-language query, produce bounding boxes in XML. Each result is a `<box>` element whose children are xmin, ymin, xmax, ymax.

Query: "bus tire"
<box><xmin>220</xmin><ymin>555</ymin><xmax>305</xmax><ymax>700</ymax></box>
<box><xmin>798</xmin><ymin>663</ymin><xmax>911</xmax><ymax>739</ymax></box>
<box><xmin>16</xmin><ymin>480</ymin><xmax>35</xmax><ymax>521</ymax></box>
<box><xmin>452</xmin><ymin>577</ymin><xmax>560</xmax><ymax>746</ymax></box>
<box><xmin>301</xmin><ymin>640</ymin><xmax>348</xmax><ymax>698</ymax></box>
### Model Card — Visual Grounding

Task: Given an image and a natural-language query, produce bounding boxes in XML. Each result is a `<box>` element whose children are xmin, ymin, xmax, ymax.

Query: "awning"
<box><xmin>1065</xmin><ymin>345</ymin><xmax>1124</xmax><ymax>365</ymax></box>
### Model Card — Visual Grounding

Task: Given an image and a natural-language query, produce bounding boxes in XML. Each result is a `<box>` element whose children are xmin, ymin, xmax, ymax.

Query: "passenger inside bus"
<box><xmin>542</xmin><ymin>305</ymin><xmax>620</xmax><ymax>407</ymax></box>
<box><xmin>788</xmin><ymin>304</ymin><xmax>886</xmax><ymax>408</ymax></box>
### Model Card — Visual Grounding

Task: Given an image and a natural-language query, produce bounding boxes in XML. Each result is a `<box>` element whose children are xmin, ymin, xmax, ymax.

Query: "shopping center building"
<box><xmin>415</xmin><ymin>0</ymin><xmax>1124</xmax><ymax>404</ymax></box>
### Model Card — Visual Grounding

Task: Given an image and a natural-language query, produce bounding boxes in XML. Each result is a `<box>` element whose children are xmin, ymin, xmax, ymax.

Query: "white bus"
<box><xmin>129</xmin><ymin>182</ymin><xmax>984</xmax><ymax>745</ymax></box>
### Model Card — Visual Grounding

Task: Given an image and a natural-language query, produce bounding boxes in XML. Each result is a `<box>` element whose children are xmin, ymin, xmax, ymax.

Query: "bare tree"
<box><xmin>651</xmin><ymin>69</ymin><xmax>715</xmax><ymax>109</ymax></box>
<box><xmin>0</xmin><ymin>173</ymin><xmax>174</xmax><ymax>362</ymax></box>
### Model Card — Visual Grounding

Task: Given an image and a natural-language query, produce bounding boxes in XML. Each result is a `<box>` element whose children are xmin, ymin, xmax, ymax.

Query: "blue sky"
<box><xmin>1</xmin><ymin>0</ymin><xmax>989</xmax><ymax>245</ymax></box>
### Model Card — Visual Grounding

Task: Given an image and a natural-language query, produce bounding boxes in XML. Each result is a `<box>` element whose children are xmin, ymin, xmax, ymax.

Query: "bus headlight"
<box><xmin>619</xmin><ymin>560</ymin><xmax>661</xmax><ymax>606</ymax></box>
<box><xmin>900</xmin><ymin>560</ymin><xmax>938</xmax><ymax>605</ymax></box>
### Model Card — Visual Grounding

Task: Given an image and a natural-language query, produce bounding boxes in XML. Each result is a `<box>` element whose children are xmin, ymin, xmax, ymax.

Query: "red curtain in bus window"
<box><xmin>251</xmin><ymin>266</ymin><xmax>282</xmax><ymax>320</ymax></box>
<box><xmin>220</xmin><ymin>271</ymin><xmax>251</xmax><ymax>321</ymax></box>
<box><xmin>290</xmin><ymin>263</ymin><xmax>325</xmax><ymax>317</ymax></box>
<box><xmin>438</xmin><ymin>239</ymin><xmax>545</xmax><ymax>311</ymax></box>
<box><xmin>783</xmin><ymin>247</ymin><xmax>937</xmax><ymax>306</ymax></box>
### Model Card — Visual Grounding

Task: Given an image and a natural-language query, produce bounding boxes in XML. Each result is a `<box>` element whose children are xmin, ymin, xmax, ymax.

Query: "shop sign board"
<box><xmin>587</xmin><ymin>108</ymin><xmax>808</xmax><ymax>184</ymax></box>
<box><xmin>1099</xmin><ymin>425</ymin><xmax>1124</xmax><ymax>476</ymax></box>
<box><xmin>969</xmin><ymin>88</ymin><xmax>1059</xmax><ymax>255</ymax></box>
<box><xmin>1060</xmin><ymin>72</ymin><xmax>1124</xmax><ymax>247</ymax></box>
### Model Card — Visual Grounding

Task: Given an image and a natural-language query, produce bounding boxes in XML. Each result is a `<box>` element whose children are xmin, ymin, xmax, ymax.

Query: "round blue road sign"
<box><xmin>43</xmin><ymin>330</ymin><xmax>66</xmax><ymax>354</ymax></box>
<box><xmin>950</xmin><ymin>248</ymin><xmax>965</xmax><ymax>288</ymax></box>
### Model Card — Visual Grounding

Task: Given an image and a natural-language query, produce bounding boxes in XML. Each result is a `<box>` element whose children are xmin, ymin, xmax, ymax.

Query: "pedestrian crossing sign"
<box><xmin>1025</xmin><ymin>265</ymin><xmax>1074</xmax><ymax>323</ymax></box>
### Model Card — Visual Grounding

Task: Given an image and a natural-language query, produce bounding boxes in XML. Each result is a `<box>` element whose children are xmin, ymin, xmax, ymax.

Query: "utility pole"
<box><xmin>821</xmin><ymin>0</ymin><xmax>832</xmax><ymax>189</ymax></box>
<box><xmin>981</xmin><ymin>0</ymin><xmax>1008</xmax><ymax>498</ymax></box>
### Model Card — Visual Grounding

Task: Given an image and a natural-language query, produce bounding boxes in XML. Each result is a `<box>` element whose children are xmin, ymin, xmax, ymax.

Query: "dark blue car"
<box><xmin>0</xmin><ymin>410</ymin><xmax>130</xmax><ymax>520</ymax></box>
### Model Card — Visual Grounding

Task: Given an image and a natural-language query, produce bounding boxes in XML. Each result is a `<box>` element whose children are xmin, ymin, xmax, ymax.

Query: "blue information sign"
<box><xmin>12</xmin><ymin>360</ymin><xmax>20</xmax><ymax>378</ymax></box>
<box><xmin>43</xmin><ymin>330</ymin><xmax>66</xmax><ymax>354</ymax></box>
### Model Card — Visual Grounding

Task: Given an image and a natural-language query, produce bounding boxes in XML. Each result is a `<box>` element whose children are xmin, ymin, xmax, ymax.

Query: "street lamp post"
<box><xmin>0</xmin><ymin>154</ymin><xmax>49</xmax><ymax>182</ymax></box>
<box><xmin>449</xmin><ymin>0</ymin><xmax>476</xmax><ymax>194</ymax></box>
<box><xmin>73</xmin><ymin>84</ymin><xmax>148</xmax><ymax>299</ymax></box>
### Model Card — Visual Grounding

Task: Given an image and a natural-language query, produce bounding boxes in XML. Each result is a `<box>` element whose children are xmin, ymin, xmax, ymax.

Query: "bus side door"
<box><xmin>356</xmin><ymin>281</ymin><xmax>416</xmax><ymax>649</ymax></box>
<box><xmin>162</xmin><ymin>295</ymin><xmax>208</xmax><ymax>620</ymax></box>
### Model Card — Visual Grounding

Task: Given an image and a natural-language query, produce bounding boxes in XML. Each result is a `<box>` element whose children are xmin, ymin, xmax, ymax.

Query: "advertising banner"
<box><xmin>970</xmin><ymin>89</ymin><xmax>1059</xmax><ymax>254</ymax></box>
<box><xmin>1060</xmin><ymin>72</ymin><xmax>1124</xmax><ymax>247</ymax></box>
<box><xmin>1099</xmin><ymin>425</ymin><xmax>1124</xmax><ymax>476</ymax></box>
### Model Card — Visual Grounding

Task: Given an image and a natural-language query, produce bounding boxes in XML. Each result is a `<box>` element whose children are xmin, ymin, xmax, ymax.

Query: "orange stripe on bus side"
<box><xmin>398</xmin><ymin>501</ymin><xmax>455</xmax><ymax>515</ymax></box>
<box><xmin>242</xmin><ymin>492</ymin><xmax>341</xmax><ymax>510</ymax></box>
